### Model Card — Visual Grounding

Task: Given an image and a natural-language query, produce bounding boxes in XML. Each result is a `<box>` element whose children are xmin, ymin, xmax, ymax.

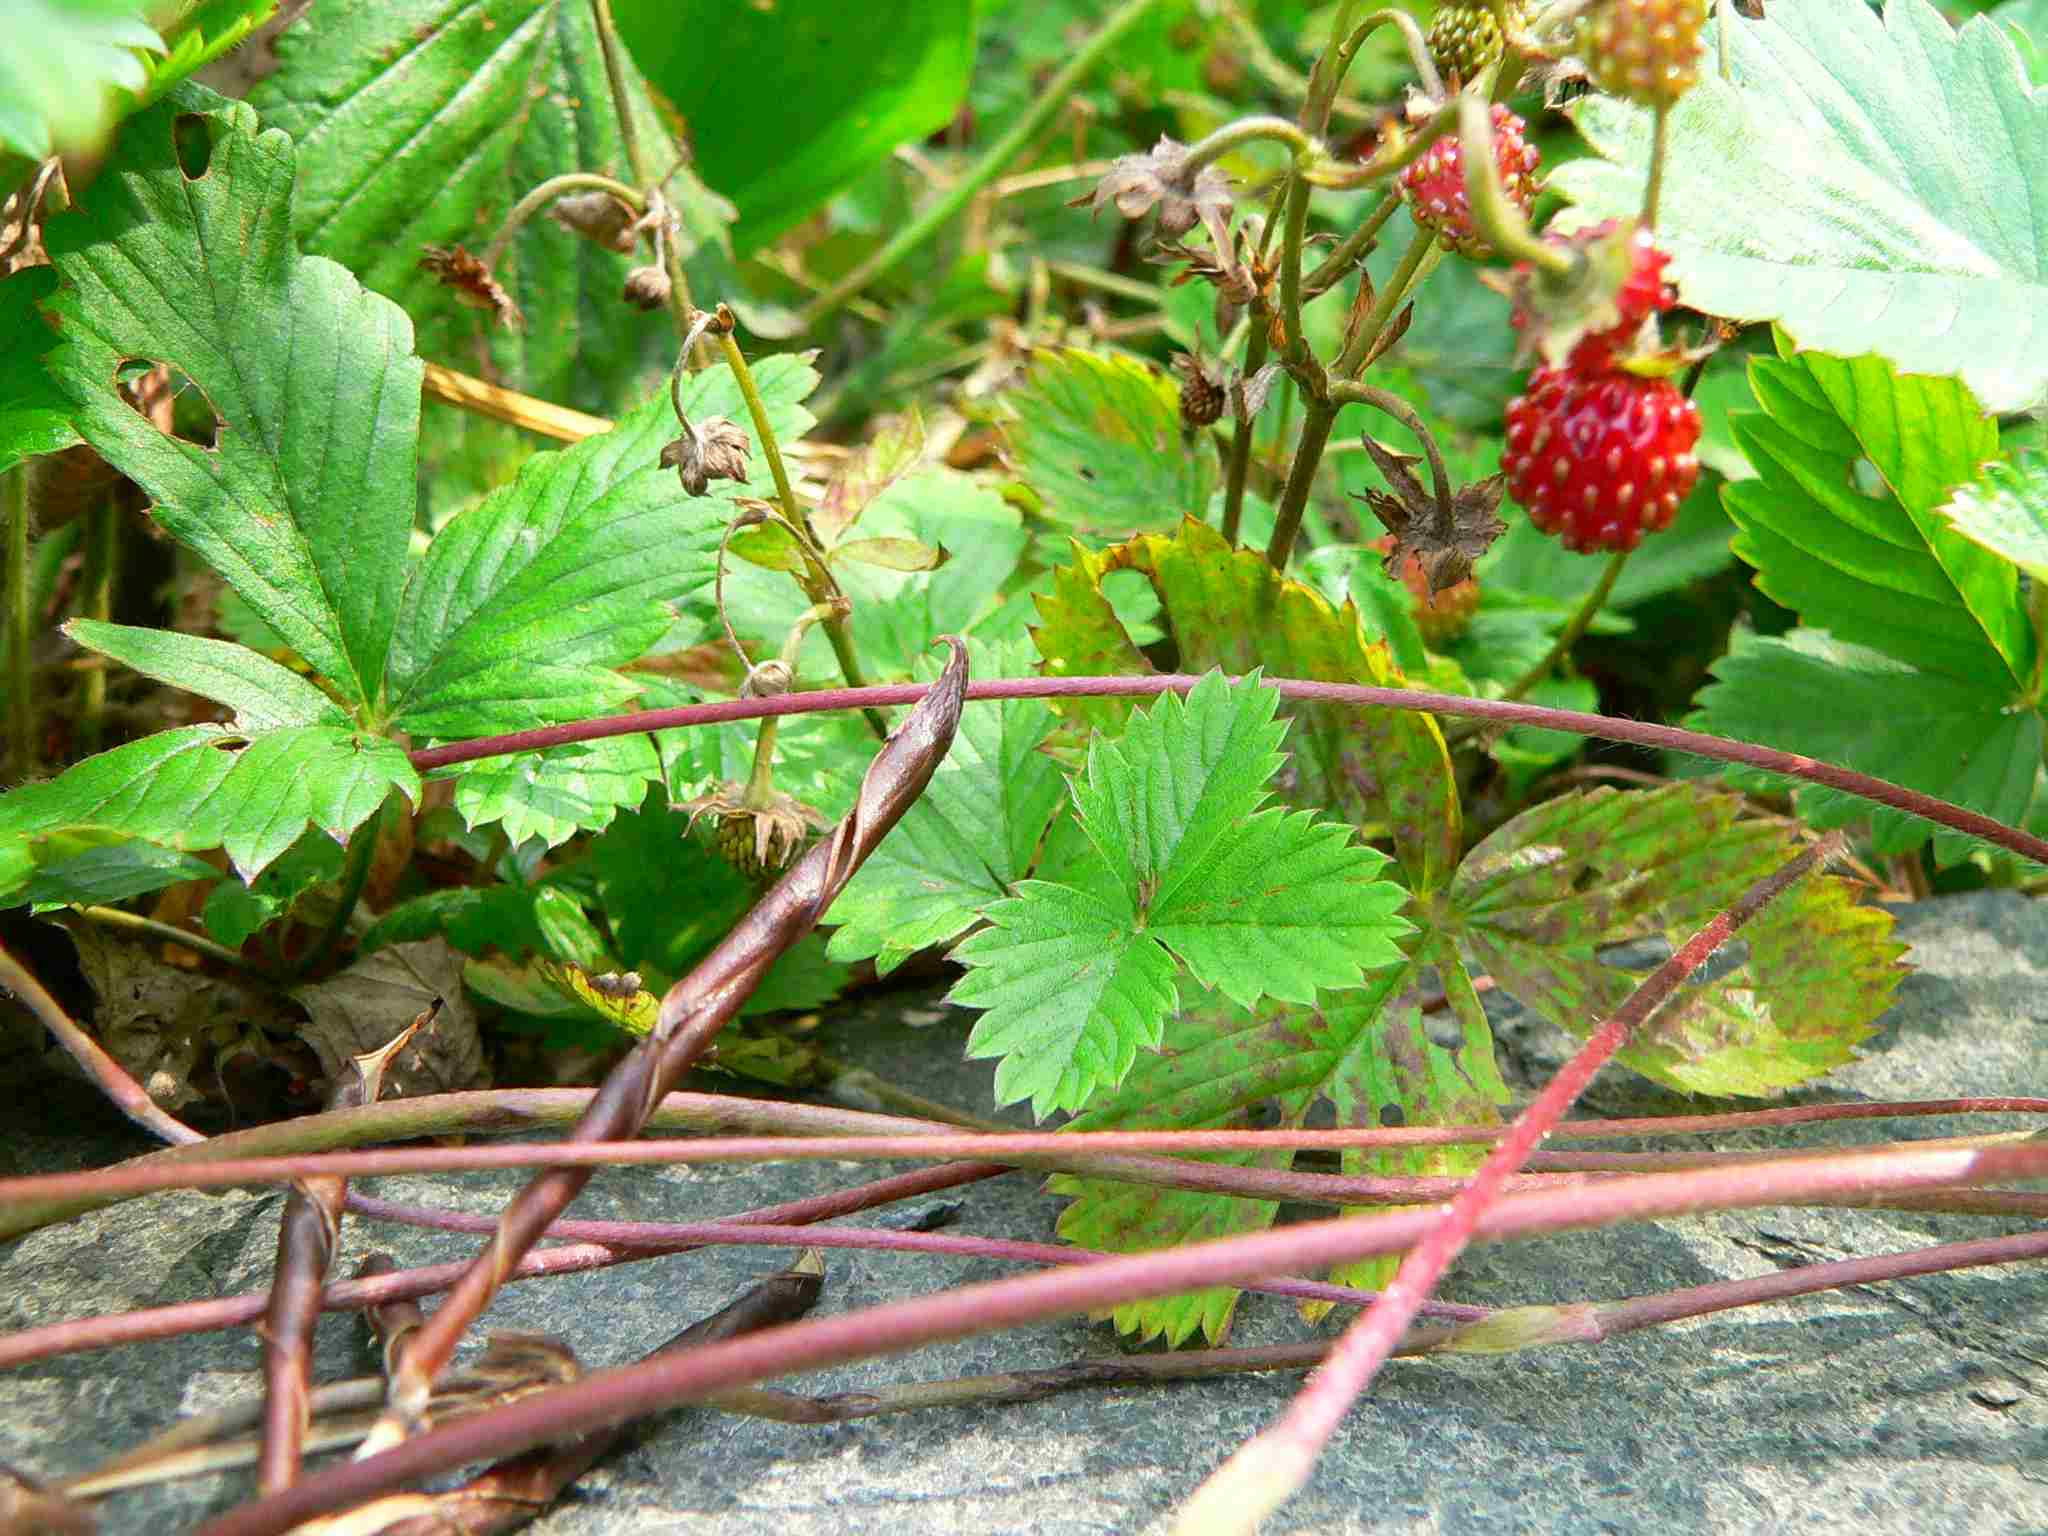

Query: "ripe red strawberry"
<box><xmin>1372</xmin><ymin>536</ymin><xmax>1481</xmax><ymax>645</ymax></box>
<box><xmin>1399</xmin><ymin>104</ymin><xmax>1541</xmax><ymax>260</ymax></box>
<box><xmin>1577</xmin><ymin>0</ymin><xmax>1709</xmax><ymax>107</ymax></box>
<box><xmin>1507</xmin><ymin>221</ymin><xmax>1675</xmax><ymax>369</ymax></box>
<box><xmin>1502</xmin><ymin>365</ymin><xmax>1702</xmax><ymax>553</ymax></box>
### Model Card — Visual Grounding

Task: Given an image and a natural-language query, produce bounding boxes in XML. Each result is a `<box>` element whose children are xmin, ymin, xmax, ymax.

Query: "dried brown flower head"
<box><xmin>622</xmin><ymin>263</ymin><xmax>672</xmax><ymax>310</ymax></box>
<box><xmin>418</xmin><ymin>245</ymin><xmax>523</xmax><ymax>331</ymax></box>
<box><xmin>659</xmin><ymin>416</ymin><xmax>752</xmax><ymax>496</ymax></box>
<box><xmin>1071</xmin><ymin>135</ymin><xmax>1234</xmax><ymax>239</ymax></box>
<box><xmin>1353</xmin><ymin>435</ymin><xmax>1508</xmax><ymax>595</ymax></box>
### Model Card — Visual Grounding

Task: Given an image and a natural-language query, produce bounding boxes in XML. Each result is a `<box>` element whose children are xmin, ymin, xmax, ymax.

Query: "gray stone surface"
<box><xmin>3</xmin><ymin>890</ymin><xmax>2046</xmax><ymax>1533</ymax></box>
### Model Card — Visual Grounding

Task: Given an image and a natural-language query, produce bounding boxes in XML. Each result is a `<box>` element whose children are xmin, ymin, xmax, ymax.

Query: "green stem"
<box><xmin>291</xmin><ymin>811</ymin><xmax>382</xmax><ymax>980</ymax></box>
<box><xmin>742</xmin><ymin>603</ymin><xmax>840</xmax><ymax>808</ymax></box>
<box><xmin>77</xmin><ymin>503</ymin><xmax>117</xmax><ymax>755</ymax></box>
<box><xmin>1342</xmin><ymin>9</ymin><xmax>1445</xmax><ymax>104</ymax></box>
<box><xmin>796</xmin><ymin>0</ymin><xmax>1163</xmax><ymax>329</ymax></box>
<box><xmin>715</xmin><ymin>331</ymin><xmax>888</xmax><ymax>739</ymax></box>
<box><xmin>1500</xmin><ymin>548</ymin><xmax>1629</xmax><ymax>702</ymax></box>
<box><xmin>1264</xmin><ymin>400</ymin><xmax>1340</xmax><ymax>569</ymax></box>
<box><xmin>1180</xmin><ymin>116</ymin><xmax>1319</xmax><ymax>180</ymax></box>
<box><xmin>1278</xmin><ymin>169</ymin><xmax>1316</xmax><ymax>358</ymax></box>
<box><xmin>1642</xmin><ymin>104</ymin><xmax>1671</xmax><ymax>228</ymax></box>
<box><xmin>1329</xmin><ymin>381</ymin><xmax>1451</xmax><ymax>532</ymax></box>
<box><xmin>588</xmin><ymin>0</ymin><xmax>696</xmax><ymax>342</ymax></box>
<box><xmin>1221</xmin><ymin>329</ymin><xmax>1270</xmax><ymax>547</ymax></box>
<box><xmin>479</xmin><ymin>171</ymin><xmax>645</xmax><ymax>270</ymax></box>
<box><xmin>1305</xmin><ymin>186</ymin><xmax>1401</xmax><ymax>297</ymax></box>
<box><xmin>1452</xmin><ymin>95</ymin><xmax>1570</xmax><ymax>276</ymax></box>
<box><xmin>1335</xmin><ymin>221</ymin><xmax>1436</xmax><ymax>377</ymax></box>
<box><xmin>1302</xmin><ymin>0</ymin><xmax>1365</xmax><ymax>134</ymax></box>
<box><xmin>73</xmin><ymin>905</ymin><xmax>277</xmax><ymax>980</ymax></box>
<box><xmin>4</xmin><ymin>464</ymin><xmax>30</xmax><ymax>778</ymax></box>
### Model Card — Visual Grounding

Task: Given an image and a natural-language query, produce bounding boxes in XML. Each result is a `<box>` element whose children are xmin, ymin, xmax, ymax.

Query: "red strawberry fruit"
<box><xmin>1399</xmin><ymin>104</ymin><xmax>1541</xmax><ymax>260</ymax></box>
<box><xmin>1502</xmin><ymin>364</ymin><xmax>1702</xmax><ymax>553</ymax></box>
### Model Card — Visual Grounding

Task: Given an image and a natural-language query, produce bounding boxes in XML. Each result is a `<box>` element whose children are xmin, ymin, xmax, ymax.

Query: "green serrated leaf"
<box><xmin>0</xmin><ymin>0</ymin><xmax>161</xmax><ymax>160</ymax></box>
<box><xmin>202</xmin><ymin>830</ymin><xmax>345</xmax><ymax>947</ymax></box>
<box><xmin>11</xmin><ymin>827</ymin><xmax>218</xmax><ymax>911</ymax></box>
<box><xmin>1938</xmin><ymin>451</ymin><xmax>2048</xmax><ymax>578</ymax></box>
<box><xmin>64</xmin><ymin>620</ymin><xmax>348</xmax><ymax>732</ymax></box>
<box><xmin>530</xmin><ymin>886</ymin><xmax>614</xmax><ymax>970</ymax></box>
<box><xmin>1726</xmin><ymin>343</ymin><xmax>2028</xmax><ymax>686</ymax></box>
<box><xmin>1032</xmin><ymin>517</ymin><xmax>1461</xmax><ymax>894</ymax></box>
<box><xmin>391</xmin><ymin>356</ymin><xmax>816</xmax><ymax>738</ymax></box>
<box><xmin>245</xmin><ymin>0</ymin><xmax>731</xmax><ymax>409</ymax></box>
<box><xmin>1552</xmin><ymin>0</ymin><xmax>2048</xmax><ymax>412</ymax></box>
<box><xmin>952</xmin><ymin>674</ymin><xmax>1411</xmax><ymax>1117</ymax></box>
<box><xmin>1051</xmin><ymin>946</ymin><xmax>1505</xmax><ymax>1343</ymax></box>
<box><xmin>1448</xmin><ymin>783</ymin><xmax>1907</xmax><ymax>1094</ymax></box>
<box><xmin>1688</xmin><ymin>627</ymin><xmax>2043</xmax><ymax>864</ymax></box>
<box><xmin>135</xmin><ymin>2</ymin><xmax>277</xmax><ymax>107</ymax></box>
<box><xmin>826</xmin><ymin>638</ymin><xmax>1061</xmax><ymax>975</ymax></box>
<box><xmin>447</xmin><ymin>734</ymin><xmax>663</xmax><ymax>849</ymax></box>
<box><xmin>1000</xmin><ymin>349</ymin><xmax>1215</xmax><ymax>534</ymax></box>
<box><xmin>0</xmin><ymin>723</ymin><xmax>418</xmax><ymax>881</ymax></box>
<box><xmin>0</xmin><ymin>268</ymin><xmax>78</xmax><ymax>474</ymax></box>
<box><xmin>616</xmin><ymin>0</ymin><xmax>973</xmax><ymax>256</ymax></box>
<box><xmin>43</xmin><ymin>88</ymin><xmax>421</xmax><ymax>716</ymax></box>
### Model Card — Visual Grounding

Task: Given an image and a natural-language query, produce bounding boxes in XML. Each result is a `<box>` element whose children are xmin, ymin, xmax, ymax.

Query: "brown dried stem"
<box><xmin>257</xmin><ymin>1011</ymin><xmax>430</xmax><ymax>1494</ymax></box>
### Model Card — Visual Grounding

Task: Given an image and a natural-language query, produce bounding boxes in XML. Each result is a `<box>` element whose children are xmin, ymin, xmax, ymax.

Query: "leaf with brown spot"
<box><xmin>1447</xmin><ymin>783</ymin><xmax>1906</xmax><ymax>1095</ymax></box>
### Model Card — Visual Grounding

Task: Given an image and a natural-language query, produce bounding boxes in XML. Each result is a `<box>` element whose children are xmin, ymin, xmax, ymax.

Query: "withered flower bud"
<box><xmin>1071</xmin><ymin>136</ymin><xmax>1234</xmax><ymax>240</ymax></box>
<box><xmin>548</xmin><ymin>190</ymin><xmax>640</xmax><ymax>253</ymax></box>
<box><xmin>659</xmin><ymin>416</ymin><xmax>753</xmax><ymax>496</ymax></box>
<box><xmin>1172</xmin><ymin>352</ymin><xmax>1226</xmax><ymax>429</ymax></box>
<box><xmin>622</xmin><ymin>263</ymin><xmax>672</xmax><ymax>310</ymax></box>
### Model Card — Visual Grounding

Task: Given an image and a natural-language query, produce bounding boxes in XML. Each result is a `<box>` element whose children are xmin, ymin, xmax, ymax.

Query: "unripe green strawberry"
<box><xmin>1577</xmin><ymin>0</ymin><xmax>1708</xmax><ymax>107</ymax></box>
<box><xmin>1428</xmin><ymin>0</ymin><xmax>1527</xmax><ymax>86</ymax></box>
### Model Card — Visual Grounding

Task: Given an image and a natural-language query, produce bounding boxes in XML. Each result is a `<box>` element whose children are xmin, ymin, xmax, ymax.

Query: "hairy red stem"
<box><xmin>407</xmin><ymin>674</ymin><xmax>2048</xmax><ymax>866</ymax></box>
<box><xmin>0</xmin><ymin>1133</ymin><xmax>1610</xmax><ymax>1211</ymax></box>
<box><xmin>190</xmin><ymin>1134</ymin><xmax>2048</xmax><ymax>1536</ymax></box>
<box><xmin>1171</xmin><ymin>834</ymin><xmax>1844</xmax><ymax>1529</ymax></box>
<box><xmin>0</xmin><ymin>1163</ymin><xmax>998</xmax><ymax>1369</ymax></box>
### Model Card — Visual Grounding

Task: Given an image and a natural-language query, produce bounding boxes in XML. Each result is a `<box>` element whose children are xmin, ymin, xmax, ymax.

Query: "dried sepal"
<box><xmin>1071</xmin><ymin>135</ymin><xmax>1234</xmax><ymax>238</ymax></box>
<box><xmin>677</xmin><ymin>783</ymin><xmax>830</xmax><ymax>882</ymax></box>
<box><xmin>1354</xmin><ymin>435</ymin><xmax>1508</xmax><ymax>593</ymax></box>
<box><xmin>418</xmin><ymin>244</ymin><xmax>523</xmax><ymax>331</ymax></box>
<box><xmin>660</xmin><ymin>416</ymin><xmax>753</xmax><ymax>496</ymax></box>
<box><xmin>548</xmin><ymin>189</ymin><xmax>641</xmax><ymax>253</ymax></box>
<box><xmin>1482</xmin><ymin>220</ymin><xmax>1653</xmax><ymax>368</ymax></box>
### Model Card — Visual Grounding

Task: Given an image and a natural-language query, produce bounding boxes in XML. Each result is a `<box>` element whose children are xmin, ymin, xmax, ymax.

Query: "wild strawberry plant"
<box><xmin>0</xmin><ymin>0</ymin><xmax>2044</xmax><ymax>1529</ymax></box>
